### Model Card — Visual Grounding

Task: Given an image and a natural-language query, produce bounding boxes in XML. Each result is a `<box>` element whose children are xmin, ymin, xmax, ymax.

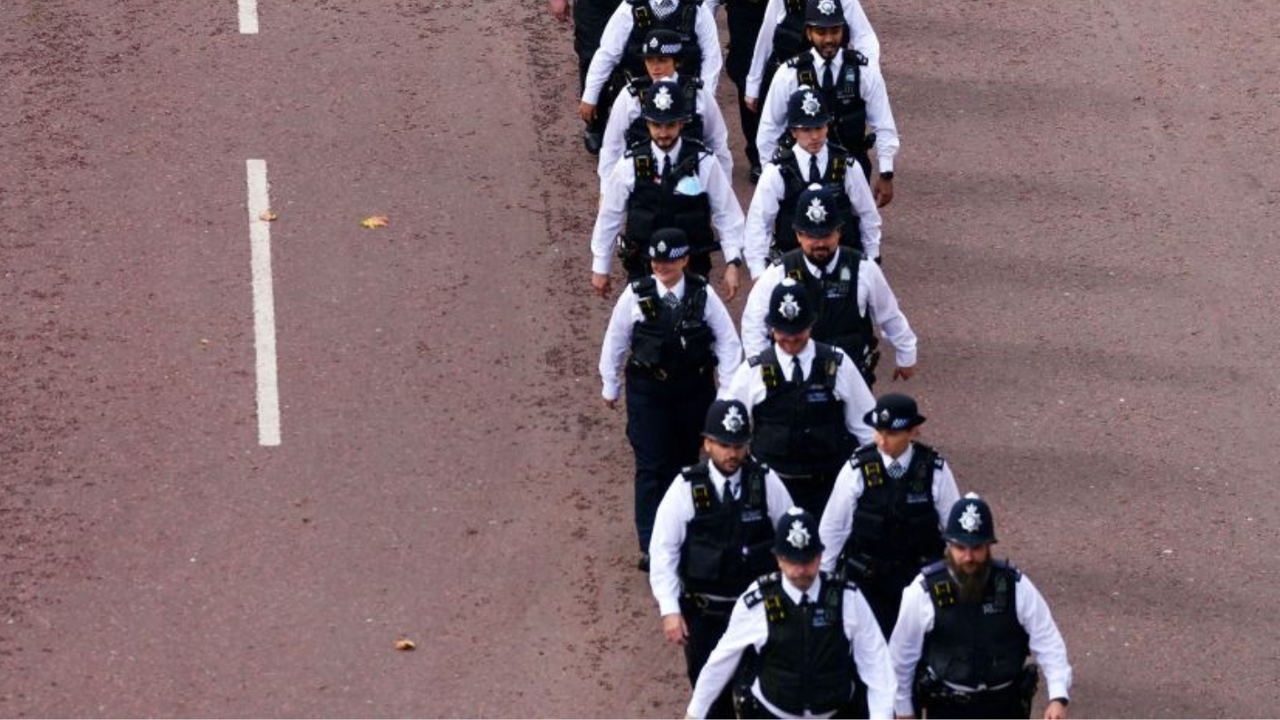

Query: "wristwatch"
<box><xmin>879</xmin><ymin>171</ymin><xmax>894</xmax><ymax>181</ymax></box>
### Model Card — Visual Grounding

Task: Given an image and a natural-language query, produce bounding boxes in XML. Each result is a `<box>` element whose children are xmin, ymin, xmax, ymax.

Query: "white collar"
<box><xmin>791</xmin><ymin>143</ymin><xmax>829</xmax><ymax>169</ymax></box>
<box><xmin>810</xmin><ymin>48</ymin><xmax>842</xmax><ymax>70</ymax></box>
<box><xmin>651</xmin><ymin>137</ymin><xmax>683</xmax><ymax>163</ymax></box>
<box><xmin>775</xmin><ymin>340</ymin><xmax>816</xmax><ymax>366</ymax></box>
<box><xmin>880</xmin><ymin>443</ymin><xmax>916</xmax><ymax>469</ymax></box>
<box><xmin>802</xmin><ymin>247</ymin><xmax>843</xmax><ymax>278</ymax></box>
<box><xmin>782</xmin><ymin>574</ymin><xmax>822</xmax><ymax>604</ymax></box>
<box><xmin>709</xmin><ymin>462</ymin><xmax>741</xmax><ymax>494</ymax></box>
<box><xmin>653</xmin><ymin>273</ymin><xmax>686</xmax><ymax>297</ymax></box>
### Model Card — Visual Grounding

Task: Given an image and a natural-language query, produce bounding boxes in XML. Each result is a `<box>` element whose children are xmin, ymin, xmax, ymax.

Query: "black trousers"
<box><xmin>681</xmin><ymin>598</ymin><xmax>737</xmax><ymax>719</ymax></box>
<box><xmin>923</xmin><ymin>689</ymin><xmax>1028</xmax><ymax>719</ymax></box>
<box><xmin>573</xmin><ymin>0</ymin><xmax>625</xmax><ymax>133</ymax></box>
<box><xmin>777</xmin><ymin>468</ymin><xmax>841</xmax><ymax>517</ymax></box>
<box><xmin>626</xmin><ymin>373</ymin><xmax>717</xmax><ymax>550</ymax></box>
<box><xmin>724</xmin><ymin>1</ymin><xmax>768</xmax><ymax>168</ymax></box>
<box><xmin>854</xmin><ymin>567</ymin><xmax>919</xmax><ymax>640</ymax></box>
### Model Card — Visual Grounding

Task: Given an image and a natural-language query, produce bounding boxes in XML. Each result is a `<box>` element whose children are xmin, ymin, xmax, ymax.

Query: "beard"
<box><xmin>946</xmin><ymin>554</ymin><xmax>992</xmax><ymax>604</ymax></box>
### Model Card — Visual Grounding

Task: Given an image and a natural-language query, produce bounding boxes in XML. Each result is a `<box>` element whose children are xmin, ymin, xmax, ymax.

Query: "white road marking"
<box><xmin>245</xmin><ymin>159</ymin><xmax>281</xmax><ymax>446</ymax></box>
<box><xmin>239</xmin><ymin>0</ymin><xmax>259</xmax><ymax>34</ymax></box>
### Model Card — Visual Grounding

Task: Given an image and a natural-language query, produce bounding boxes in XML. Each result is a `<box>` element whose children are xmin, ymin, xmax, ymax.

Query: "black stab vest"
<box><xmin>679</xmin><ymin>458</ymin><xmax>777</xmax><ymax>596</ymax></box>
<box><xmin>626</xmin><ymin>273</ymin><xmax>716</xmax><ymax>380</ymax></box>
<box><xmin>779</xmin><ymin>249</ymin><xmax>876</xmax><ymax>369</ymax></box>
<box><xmin>753</xmin><ymin>572</ymin><xmax>857</xmax><ymax>715</ymax></box>
<box><xmin>765</xmin><ymin>0</ymin><xmax>808</xmax><ymax>71</ymax></box>
<box><xmin>771</xmin><ymin>146</ymin><xmax>861</xmax><ymax>255</ymax></box>
<box><xmin>622</xmin><ymin>0</ymin><xmax>704</xmax><ymax>81</ymax></box>
<box><xmin>625</xmin><ymin>139</ymin><xmax>717</xmax><ymax>256</ymax></box>
<box><xmin>748</xmin><ymin>343</ymin><xmax>853</xmax><ymax>476</ymax></box>
<box><xmin>790</xmin><ymin>50</ymin><xmax>869</xmax><ymax>154</ymax></box>
<box><xmin>842</xmin><ymin>443</ymin><xmax>945</xmax><ymax>571</ymax></box>
<box><xmin>920</xmin><ymin>560</ymin><xmax>1031</xmax><ymax>689</ymax></box>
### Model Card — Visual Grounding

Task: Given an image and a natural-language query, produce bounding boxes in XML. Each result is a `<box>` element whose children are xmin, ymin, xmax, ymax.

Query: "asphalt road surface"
<box><xmin>2</xmin><ymin>0</ymin><xmax>1278</xmax><ymax>716</ymax></box>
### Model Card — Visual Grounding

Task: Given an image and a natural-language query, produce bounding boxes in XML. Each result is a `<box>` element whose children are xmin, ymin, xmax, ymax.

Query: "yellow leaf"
<box><xmin>259</xmin><ymin>210</ymin><xmax>278</xmax><ymax>222</ymax></box>
<box><xmin>361</xmin><ymin>215</ymin><xmax>389</xmax><ymax>229</ymax></box>
<box><xmin>394</xmin><ymin>639</ymin><xmax>416</xmax><ymax>651</ymax></box>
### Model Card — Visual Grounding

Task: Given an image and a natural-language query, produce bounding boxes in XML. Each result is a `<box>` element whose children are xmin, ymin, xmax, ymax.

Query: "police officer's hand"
<box><xmin>592</xmin><ymin>272</ymin><xmax>612</xmax><ymax>297</ymax></box>
<box><xmin>874</xmin><ymin>176</ymin><xmax>894</xmax><ymax>207</ymax></box>
<box><xmin>1044</xmin><ymin>700</ymin><xmax>1068</xmax><ymax>720</ymax></box>
<box><xmin>744</xmin><ymin>97</ymin><xmax>759</xmax><ymax>113</ymax></box>
<box><xmin>661</xmin><ymin>613</ymin><xmax>689</xmax><ymax>646</ymax></box>
<box><xmin>578</xmin><ymin>101</ymin><xmax>597</xmax><ymax>123</ymax></box>
<box><xmin>892</xmin><ymin>365</ymin><xmax>916</xmax><ymax>381</ymax></box>
<box><xmin>547</xmin><ymin>0</ymin><xmax>570</xmax><ymax>22</ymax></box>
<box><xmin>603</xmin><ymin>398</ymin><xmax>618</xmax><ymax>410</ymax></box>
<box><xmin>722</xmin><ymin>264</ymin><xmax>741</xmax><ymax>301</ymax></box>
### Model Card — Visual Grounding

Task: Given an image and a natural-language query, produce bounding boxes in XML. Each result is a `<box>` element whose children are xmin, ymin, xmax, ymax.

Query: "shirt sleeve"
<box><xmin>744</xmin><ymin>0</ymin><xmax>783</xmax><ymax>99</ymax></box>
<box><xmin>740</xmin><ymin>265</ymin><xmax>780</xmax><ymax>359</ymax></box>
<box><xmin>721</xmin><ymin>360</ymin><xmax>758</xmax><ymax>411</ymax></box>
<box><xmin>591</xmin><ymin>159</ymin><xmax>635</xmax><ymax>274</ymax></box>
<box><xmin>687</xmin><ymin>592</ymin><xmax>766</xmax><ymax>718</ymax></box>
<box><xmin>704</xmin><ymin>287</ymin><xmax>744</xmax><ymax>390</ymax></box>
<box><xmin>932</xmin><ymin>458</ymin><xmax>960</xmax><ymax>523</ymax></box>
<box><xmin>598</xmin><ymin>91</ymin><xmax>636</xmax><ymax>183</ymax></box>
<box><xmin>582</xmin><ymin>8</ymin><xmax>631</xmax><ymax>104</ymax></box>
<box><xmin>846</xmin><ymin>589</ymin><xmax>898</xmax><ymax>719</ymax></box>
<box><xmin>1017</xmin><ymin>575</ymin><xmax>1073</xmax><ymax>702</ymax></box>
<box><xmin>755</xmin><ymin>67</ymin><xmax>794</xmax><ymax>164</ymax></box>
<box><xmin>599</xmin><ymin>287</ymin><xmax>637</xmax><ymax>400</ymax></box>
<box><xmin>649</xmin><ymin>475</ymin><xmax>693</xmax><ymax>616</ymax></box>
<box><xmin>700</xmin><ymin>88</ymin><xmax>735</xmax><ymax>184</ymax></box>
<box><xmin>888</xmin><ymin>578</ymin><xmax>933</xmax><ymax>717</ymax></box>
<box><xmin>819</xmin><ymin>462</ymin><xmax>861</xmax><ymax>573</ymax></box>
<box><xmin>844</xmin><ymin>0</ymin><xmax>880</xmax><ymax>70</ymax></box>
<box><xmin>861</xmin><ymin>66</ymin><xmax>899</xmax><ymax>174</ymax></box>
<box><xmin>695</xmin><ymin>6</ymin><xmax>723</xmax><ymax>93</ymax></box>
<box><xmin>765</xmin><ymin>469</ymin><xmax>796</xmax><ymax>523</ymax></box>
<box><xmin>744</xmin><ymin>165</ymin><xmax>785</xmax><ymax>277</ymax></box>
<box><xmin>860</xmin><ymin>259</ymin><xmax>915</xmax><ymax>367</ymax></box>
<box><xmin>843</xmin><ymin>165</ymin><xmax>882</xmax><ymax>260</ymax></box>
<box><xmin>836</xmin><ymin>353</ymin><xmax>876</xmax><ymax>446</ymax></box>
<box><xmin>703</xmin><ymin>156</ymin><xmax>746</xmax><ymax>264</ymax></box>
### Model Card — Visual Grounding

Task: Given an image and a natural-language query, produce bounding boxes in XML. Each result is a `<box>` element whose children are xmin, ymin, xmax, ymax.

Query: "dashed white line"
<box><xmin>238</xmin><ymin>0</ymin><xmax>259</xmax><ymax>34</ymax></box>
<box><xmin>245</xmin><ymin>159</ymin><xmax>281</xmax><ymax>446</ymax></box>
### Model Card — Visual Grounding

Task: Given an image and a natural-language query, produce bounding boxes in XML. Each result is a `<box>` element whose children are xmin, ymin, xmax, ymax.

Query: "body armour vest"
<box><xmin>765</xmin><ymin>0</ymin><xmax>808</xmax><ymax>72</ymax></box>
<box><xmin>622</xmin><ymin>0</ymin><xmax>704</xmax><ymax>81</ymax></box>
<box><xmin>624</xmin><ymin>76</ymin><xmax>706</xmax><ymax>149</ymax></box>
<box><xmin>921</xmin><ymin>560</ymin><xmax>1031</xmax><ymax>689</ymax></box>
<box><xmin>678</xmin><ymin>458</ymin><xmax>777</xmax><ymax>597</ymax></box>
<box><xmin>748</xmin><ymin>343</ymin><xmax>854</xmax><ymax>476</ymax></box>
<box><xmin>749</xmin><ymin>572</ymin><xmax>857</xmax><ymax>715</ymax></box>
<box><xmin>779</xmin><ymin>249</ymin><xmax>876</xmax><ymax>370</ymax></box>
<box><xmin>625</xmin><ymin>139</ymin><xmax>717</xmax><ymax>256</ymax></box>
<box><xmin>791</xmin><ymin>50</ymin><xmax>869</xmax><ymax>156</ymax></box>
<box><xmin>626</xmin><ymin>273</ymin><xmax>717</xmax><ymax>380</ymax></box>
<box><xmin>841</xmin><ymin>443</ymin><xmax>945</xmax><ymax>571</ymax></box>
<box><xmin>771</xmin><ymin>145</ymin><xmax>861</xmax><ymax>255</ymax></box>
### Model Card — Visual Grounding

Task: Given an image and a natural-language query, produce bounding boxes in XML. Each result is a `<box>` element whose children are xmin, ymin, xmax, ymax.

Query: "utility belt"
<box><xmin>625</xmin><ymin>360</ymin><xmax>712</xmax><ymax>382</ymax></box>
<box><xmin>841</xmin><ymin>552</ymin><xmax>920</xmax><ymax>584</ymax></box>
<box><xmin>853</xmin><ymin>345</ymin><xmax>880</xmax><ymax>386</ymax></box>
<box><xmin>680</xmin><ymin>592</ymin><xmax>738</xmax><ymax>617</ymax></box>
<box><xmin>916</xmin><ymin>664</ymin><xmax>1039</xmax><ymax>710</ymax></box>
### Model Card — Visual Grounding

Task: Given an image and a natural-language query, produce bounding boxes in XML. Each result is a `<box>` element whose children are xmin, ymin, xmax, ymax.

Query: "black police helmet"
<box><xmin>805</xmin><ymin>0</ymin><xmax>846</xmax><ymax>28</ymax></box>
<box><xmin>641</xmin><ymin>80</ymin><xmax>688</xmax><ymax>123</ymax></box>
<box><xmin>702</xmin><ymin>399</ymin><xmax>751</xmax><ymax>445</ymax></box>
<box><xmin>766</xmin><ymin>278</ymin><xmax>818</xmax><ymax>335</ymax></box>
<box><xmin>787</xmin><ymin>86</ymin><xmax>830</xmax><ymax>129</ymax></box>
<box><xmin>792</xmin><ymin>184</ymin><xmax>843</xmax><ymax>238</ymax></box>
<box><xmin>943</xmin><ymin>493</ymin><xmax>999</xmax><ymax>547</ymax></box>
<box><xmin>773</xmin><ymin>507</ymin><xmax>825</xmax><ymax>562</ymax></box>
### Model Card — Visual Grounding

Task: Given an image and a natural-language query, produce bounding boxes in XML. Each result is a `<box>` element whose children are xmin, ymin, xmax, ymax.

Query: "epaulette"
<box><xmin>850</xmin><ymin>49</ymin><xmax>869</xmax><ymax>67</ymax></box>
<box><xmin>747</xmin><ymin>353</ymin><xmax>765</xmax><ymax>368</ymax></box>
<box><xmin>992</xmin><ymin>558</ymin><xmax>1023</xmax><ymax>581</ymax></box>
<box><xmin>934</xmin><ymin>454</ymin><xmax>946</xmax><ymax>470</ymax></box>
<box><xmin>848</xmin><ymin>442</ymin><xmax>876</xmax><ymax>470</ymax></box>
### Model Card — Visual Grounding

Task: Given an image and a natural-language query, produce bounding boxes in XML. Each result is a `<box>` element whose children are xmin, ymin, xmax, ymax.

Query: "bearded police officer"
<box><xmin>743</xmin><ymin>0</ymin><xmax>879</xmax><ymax>121</ymax></box>
<box><xmin>758</xmin><ymin>0</ymin><xmax>899</xmax><ymax>207</ymax></box>
<box><xmin>578</xmin><ymin>0</ymin><xmax>722</xmax><ymax>133</ymax></box>
<box><xmin>550</xmin><ymin>0</ymin><xmax>626</xmax><ymax>153</ymax></box>
<box><xmin>600</xmin><ymin>228</ymin><xmax>744</xmax><ymax>568</ymax></box>
<box><xmin>686</xmin><ymin>507</ymin><xmax>895</xmax><ymax>719</ymax></box>
<box><xmin>592</xmin><ymin>79</ymin><xmax>746</xmax><ymax>298</ymax></box>
<box><xmin>722</xmin><ymin>279</ymin><xmax>875</xmax><ymax>515</ymax></box>
<box><xmin>650</xmin><ymin>399</ymin><xmax>795</xmax><ymax>718</ymax></box>
<box><xmin>598</xmin><ymin>29</ymin><xmax>733</xmax><ymax>188</ymax></box>
<box><xmin>742</xmin><ymin>185</ymin><xmax>913</xmax><ymax>387</ymax></box>
<box><xmin>744</xmin><ymin>92</ymin><xmax>883</xmax><ymax>270</ymax></box>
<box><xmin>889</xmin><ymin>494</ymin><xmax>1073</xmax><ymax>720</ymax></box>
<box><xmin>818</xmin><ymin>394</ymin><xmax>958</xmax><ymax>640</ymax></box>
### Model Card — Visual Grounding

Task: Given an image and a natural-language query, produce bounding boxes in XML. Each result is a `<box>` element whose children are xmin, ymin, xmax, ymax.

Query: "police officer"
<box><xmin>743</xmin><ymin>0</ymin><xmax>879</xmax><ymax>121</ymax></box>
<box><xmin>598</xmin><ymin>29</ymin><xmax>733</xmax><ymax>188</ymax></box>
<box><xmin>713</xmin><ymin>0</ymin><xmax>770</xmax><ymax>182</ymax></box>
<box><xmin>685</xmin><ymin>507</ymin><xmax>896</xmax><ymax>718</ymax></box>
<box><xmin>757</xmin><ymin>0</ymin><xmax>899</xmax><ymax>206</ymax></box>
<box><xmin>818</xmin><ymin>393</ymin><xmax>958</xmax><ymax>639</ymax></box>
<box><xmin>744</xmin><ymin>91</ymin><xmax>883</xmax><ymax>269</ymax></box>
<box><xmin>599</xmin><ymin>228</ymin><xmax>744</xmax><ymax>568</ymax></box>
<box><xmin>550</xmin><ymin>0</ymin><xmax>627</xmax><ymax>154</ymax></box>
<box><xmin>742</xmin><ymin>185</ymin><xmax>912</xmax><ymax>387</ymax></box>
<box><xmin>722</xmin><ymin>278</ymin><xmax>875</xmax><ymax>515</ymax></box>
<box><xmin>650</xmin><ymin>399</ymin><xmax>795</xmax><ymax>718</ymax></box>
<box><xmin>577</xmin><ymin>0</ymin><xmax>723</xmax><ymax>137</ymax></box>
<box><xmin>591</xmin><ymin>79</ymin><xmax>746</xmax><ymax>299</ymax></box>
<box><xmin>889</xmin><ymin>494</ymin><xmax>1073</xmax><ymax>720</ymax></box>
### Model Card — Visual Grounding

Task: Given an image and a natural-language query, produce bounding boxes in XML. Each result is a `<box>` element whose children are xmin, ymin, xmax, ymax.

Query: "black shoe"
<box><xmin>637</xmin><ymin>552</ymin><xmax>650</xmax><ymax>572</ymax></box>
<box><xmin>749</xmin><ymin>163</ymin><xmax>762</xmax><ymax>184</ymax></box>
<box><xmin>583</xmin><ymin>129</ymin><xmax>603</xmax><ymax>155</ymax></box>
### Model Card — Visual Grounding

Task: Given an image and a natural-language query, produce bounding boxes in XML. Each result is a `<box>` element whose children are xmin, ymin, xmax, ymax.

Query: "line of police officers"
<box><xmin>557</xmin><ymin>0</ymin><xmax>1075</xmax><ymax>716</ymax></box>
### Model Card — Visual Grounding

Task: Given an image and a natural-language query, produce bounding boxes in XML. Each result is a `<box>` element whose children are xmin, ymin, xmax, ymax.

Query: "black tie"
<box><xmin>800</xmin><ymin>592</ymin><xmax>811</xmax><ymax>607</ymax></box>
<box><xmin>822</xmin><ymin>61</ymin><xmax>834</xmax><ymax>94</ymax></box>
<box><xmin>808</xmin><ymin>155</ymin><xmax>822</xmax><ymax>184</ymax></box>
<box><xmin>661</xmin><ymin>154</ymin><xmax>672</xmax><ymax>184</ymax></box>
<box><xmin>791</xmin><ymin>357</ymin><xmax>804</xmax><ymax>385</ymax></box>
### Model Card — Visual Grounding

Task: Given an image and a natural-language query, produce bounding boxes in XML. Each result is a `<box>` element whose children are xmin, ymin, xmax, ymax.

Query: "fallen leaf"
<box><xmin>394</xmin><ymin>639</ymin><xmax>416</xmax><ymax>651</ymax></box>
<box><xmin>259</xmin><ymin>210</ymin><xmax>278</xmax><ymax>222</ymax></box>
<box><xmin>199</xmin><ymin>338</ymin><xmax>210</xmax><ymax>346</ymax></box>
<box><xmin>361</xmin><ymin>215</ymin><xmax>390</xmax><ymax>229</ymax></box>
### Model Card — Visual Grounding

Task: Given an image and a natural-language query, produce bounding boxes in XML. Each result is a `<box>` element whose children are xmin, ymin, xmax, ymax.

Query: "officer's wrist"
<box><xmin>879</xmin><ymin>171</ymin><xmax>894</xmax><ymax>181</ymax></box>
<box><xmin>1050</xmin><ymin>697</ymin><xmax>1069</xmax><ymax>707</ymax></box>
<box><xmin>726</xmin><ymin>257</ymin><xmax>743</xmax><ymax>267</ymax></box>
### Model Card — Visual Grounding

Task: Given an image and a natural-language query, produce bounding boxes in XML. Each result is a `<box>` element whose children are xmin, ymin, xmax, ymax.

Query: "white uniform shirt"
<box><xmin>817</xmin><ymin>443</ymin><xmax>959</xmax><ymax>573</ymax></box>
<box><xmin>591</xmin><ymin>137</ymin><xmax>746</xmax><ymax>275</ymax></box>
<box><xmin>582</xmin><ymin>1</ymin><xmax>723</xmax><ymax>104</ymax></box>
<box><xmin>744</xmin><ymin>144</ymin><xmax>883</xmax><ymax>270</ymax></box>
<box><xmin>687</xmin><ymin>574</ymin><xmax>897</xmax><ymax>719</ymax></box>
<box><xmin>756</xmin><ymin>48</ymin><xmax>899</xmax><ymax>172</ymax></box>
<box><xmin>745</xmin><ymin>0</ymin><xmax>880</xmax><ymax>100</ymax></box>
<box><xmin>598</xmin><ymin>72</ymin><xmax>734</xmax><ymax>188</ymax></box>
<box><xmin>648</xmin><ymin>461</ymin><xmax>795</xmax><ymax>615</ymax></box>
<box><xmin>598</xmin><ymin>273</ymin><xmax>743</xmax><ymax>401</ymax></box>
<box><xmin>889</xmin><ymin>569</ymin><xmax>1073</xmax><ymax>717</ymax></box>
<box><xmin>720</xmin><ymin>340</ymin><xmax>875</xmax><ymax>448</ymax></box>
<box><xmin>740</xmin><ymin>250</ymin><xmax>915</xmax><ymax>364</ymax></box>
